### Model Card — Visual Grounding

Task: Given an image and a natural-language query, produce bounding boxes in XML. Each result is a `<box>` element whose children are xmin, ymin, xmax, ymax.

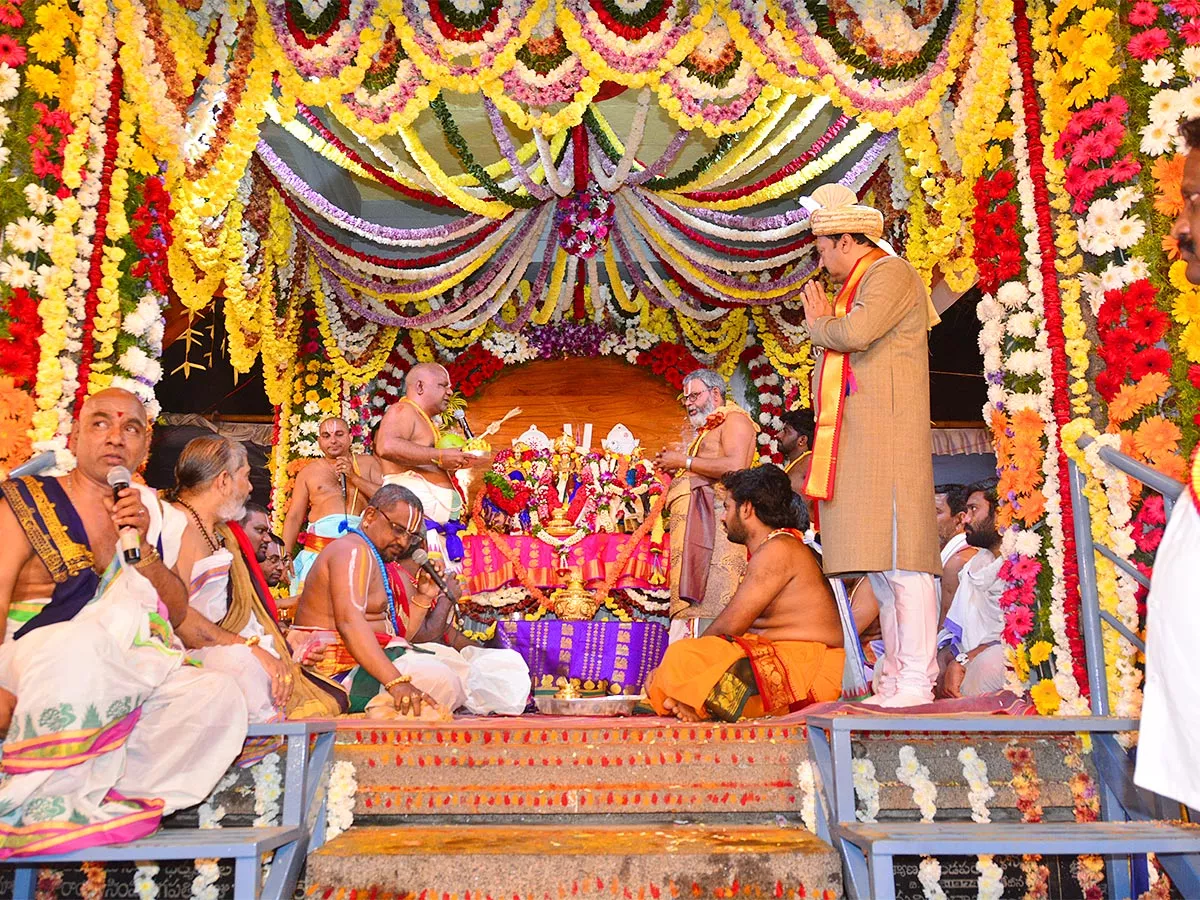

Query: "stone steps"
<box><xmin>333</xmin><ymin>716</ymin><xmax>1080</xmax><ymax>822</ymax></box>
<box><xmin>305</xmin><ymin>822</ymin><xmax>843</xmax><ymax>900</ymax></box>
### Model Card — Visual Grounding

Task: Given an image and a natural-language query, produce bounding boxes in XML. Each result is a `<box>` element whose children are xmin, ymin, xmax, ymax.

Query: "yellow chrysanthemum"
<box><xmin>26</xmin><ymin>30</ymin><xmax>65</xmax><ymax>63</ymax></box>
<box><xmin>1030</xmin><ymin>679</ymin><xmax>1061</xmax><ymax>715</ymax></box>
<box><xmin>1029</xmin><ymin>640</ymin><xmax>1054</xmax><ymax>667</ymax></box>
<box><xmin>23</xmin><ymin>65</ymin><xmax>59</xmax><ymax>99</ymax></box>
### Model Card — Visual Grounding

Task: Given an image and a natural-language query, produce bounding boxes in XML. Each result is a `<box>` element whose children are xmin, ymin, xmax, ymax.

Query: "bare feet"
<box><xmin>662</xmin><ymin>696</ymin><xmax>703</xmax><ymax>722</ymax></box>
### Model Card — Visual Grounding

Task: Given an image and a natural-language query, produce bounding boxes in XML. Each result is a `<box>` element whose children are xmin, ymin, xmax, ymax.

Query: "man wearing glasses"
<box><xmin>289</xmin><ymin>483</ymin><xmax>465</xmax><ymax>717</ymax></box>
<box><xmin>654</xmin><ymin>369</ymin><xmax>758</xmax><ymax>642</ymax></box>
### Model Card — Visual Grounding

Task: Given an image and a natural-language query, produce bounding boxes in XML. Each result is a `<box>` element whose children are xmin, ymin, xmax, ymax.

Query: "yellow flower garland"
<box><xmin>1061</xmin><ymin>419</ymin><xmax>1143</xmax><ymax>722</ymax></box>
<box><xmin>677</xmin><ymin>308</ymin><xmax>746</xmax><ymax>355</ymax></box>
<box><xmin>557</xmin><ymin>1</ymin><xmax>712</xmax><ymax>91</ymax></box>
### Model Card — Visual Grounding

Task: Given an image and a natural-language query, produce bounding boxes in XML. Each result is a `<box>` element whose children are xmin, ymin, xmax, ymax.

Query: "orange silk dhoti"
<box><xmin>646</xmin><ymin>634</ymin><xmax>844</xmax><ymax>722</ymax></box>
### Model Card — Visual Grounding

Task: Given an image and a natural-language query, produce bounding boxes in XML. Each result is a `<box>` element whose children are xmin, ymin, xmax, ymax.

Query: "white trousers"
<box><xmin>867</xmin><ymin>570</ymin><xmax>939</xmax><ymax>701</ymax></box>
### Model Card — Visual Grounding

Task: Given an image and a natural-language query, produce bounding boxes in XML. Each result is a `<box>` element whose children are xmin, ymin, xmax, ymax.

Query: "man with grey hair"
<box><xmin>654</xmin><ymin>369</ymin><xmax>758</xmax><ymax>641</ymax></box>
<box><xmin>169</xmin><ymin>436</ymin><xmax>344</xmax><ymax>720</ymax></box>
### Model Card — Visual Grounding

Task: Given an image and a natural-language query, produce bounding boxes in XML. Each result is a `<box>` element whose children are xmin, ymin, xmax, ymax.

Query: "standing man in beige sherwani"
<box><xmin>800</xmin><ymin>184</ymin><xmax>942</xmax><ymax>707</ymax></box>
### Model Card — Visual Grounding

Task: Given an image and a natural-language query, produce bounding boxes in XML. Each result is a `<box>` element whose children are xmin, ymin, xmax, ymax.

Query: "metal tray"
<box><xmin>533</xmin><ymin>694</ymin><xmax>643</xmax><ymax>716</ymax></box>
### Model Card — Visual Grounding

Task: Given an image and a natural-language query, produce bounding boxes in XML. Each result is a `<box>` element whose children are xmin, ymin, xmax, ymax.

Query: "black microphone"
<box><xmin>340</xmin><ymin>472</ymin><xmax>348</xmax><ymax>501</ymax></box>
<box><xmin>105</xmin><ymin>466</ymin><xmax>142</xmax><ymax>564</ymax></box>
<box><xmin>452</xmin><ymin>408</ymin><xmax>475</xmax><ymax>440</ymax></box>
<box><xmin>410</xmin><ymin>548</ymin><xmax>452</xmax><ymax>597</ymax></box>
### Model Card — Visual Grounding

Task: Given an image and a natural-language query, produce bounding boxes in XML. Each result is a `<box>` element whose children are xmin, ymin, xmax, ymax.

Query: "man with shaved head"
<box><xmin>374</xmin><ymin>363</ymin><xmax>478</xmax><ymax>568</ymax></box>
<box><xmin>0</xmin><ymin>389</ymin><xmax>247</xmax><ymax>858</ymax></box>
<box><xmin>283</xmin><ymin>415</ymin><xmax>382</xmax><ymax>593</ymax></box>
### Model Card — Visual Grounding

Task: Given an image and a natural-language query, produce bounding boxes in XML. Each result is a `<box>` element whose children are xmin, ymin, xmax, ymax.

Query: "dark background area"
<box><xmin>156</xmin><ymin>293</ymin><xmax>988</xmax><ymax>423</ymax></box>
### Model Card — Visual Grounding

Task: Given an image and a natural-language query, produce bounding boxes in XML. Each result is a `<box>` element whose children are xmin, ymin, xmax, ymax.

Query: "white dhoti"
<box><xmin>0</xmin><ymin>568</ymin><xmax>247</xmax><ymax>858</ymax></box>
<box><xmin>292</xmin><ymin>513</ymin><xmax>360</xmax><ymax>593</ymax></box>
<box><xmin>1135</xmin><ymin>487</ymin><xmax>1200</xmax><ymax>811</ymax></box>
<box><xmin>382</xmin><ymin>472</ymin><xmax>465</xmax><ymax>573</ymax></box>
<box><xmin>187</xmin><ymin>550</ymin><xmax>281</xmax><ymax>724</ymax></box>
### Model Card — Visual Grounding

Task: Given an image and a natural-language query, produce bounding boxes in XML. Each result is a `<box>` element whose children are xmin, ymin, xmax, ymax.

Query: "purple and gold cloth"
<box><xmin>492</xmin><ymin>619</ymin><xmax>668</xmax><ymax>694</ymax></box>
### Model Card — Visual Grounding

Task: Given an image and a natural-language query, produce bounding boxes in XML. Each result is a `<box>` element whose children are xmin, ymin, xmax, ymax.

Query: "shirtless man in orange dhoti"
<box><xmin>646</xmin><ymin>466</ymin><xmax>845</xmax><ymax>722</ymax></box>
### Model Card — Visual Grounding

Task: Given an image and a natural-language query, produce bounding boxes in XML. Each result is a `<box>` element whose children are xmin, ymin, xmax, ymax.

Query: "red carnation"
<box><xmin>1176</xmin><ymin>0</ymin><xmax>1200</xmax><ymax>14</ymax></box>
<box><xmin>1128</xmin><ymin>28</ymin><xmax>1172</xmax><ymax>59</ymax></box>
<box><xmin>1188</xmin><ymin>364</ymin><xmax>1200</xmax><ymax>389</ymax></box>
<box><xmin>1182</xmin><ymin>18</ymin><xmax>1200</xmax><ymax>43</ymax></box>
<box><xmin>0</xmin><ymin>3</ymin><xmax>22</xmax><ymax>27</ymax></box>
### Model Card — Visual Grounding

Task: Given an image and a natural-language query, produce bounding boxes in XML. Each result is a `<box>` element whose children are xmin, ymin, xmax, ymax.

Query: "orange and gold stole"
<box><xmin>802</xmin><ymin>247</ymin><xmax>886</xmax><ymax>501</ymax></box>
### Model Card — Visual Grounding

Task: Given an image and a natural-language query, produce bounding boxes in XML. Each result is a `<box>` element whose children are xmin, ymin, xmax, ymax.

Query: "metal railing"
<box><xmin>1067</xmin><ymin>435</ymin><xmax>1183</xmax><ymax>717</ymax></box>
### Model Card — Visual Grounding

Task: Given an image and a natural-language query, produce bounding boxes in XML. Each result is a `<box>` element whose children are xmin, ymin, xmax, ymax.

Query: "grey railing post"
<box><xmin>1068</xmin><ymin>456</ymin><xmax>1110</xmax><ymax>716</ymax></box>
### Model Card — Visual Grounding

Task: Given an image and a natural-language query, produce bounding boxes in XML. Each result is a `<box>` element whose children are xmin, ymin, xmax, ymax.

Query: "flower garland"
<box><xmin>1004</xmin><ymin>743</ymin><xmax>1050</xmax><ymax>900</ymax></box>
<box><xmin>252</xmin><ymin>751</ymin><xmax>283</xmax><ymax>826</ymax></box>
<box><xmin>134</xmin><ymin>863</ymin><xmax>161</xmax><ymax>900</ymax></box>
<box><xmin>1059</xmin><ymin>735</ymin><xmax>1104</xmax><ymax>899</ymax></box>
<box><xmin>1062</xmin><ymin>421</ymin><xmax>1143</xmax><ymax>727</ymax></box>
<box><xmin>851</xmin><ymin>757</ymin><xmax>880</xmax><ymax>823</ymax></box>
<box><xmin>326</xmin><ymin>759</ymin><xmax>358</xmax><ymax>841</ymax></box>
<box><xmin>918</xmin><ymin>858</ymin><xmax>947</xmax><ymax>900</ymax></box>
<box><xmin>896</xmin><ymin>745</ymin><xmax>937</xmax><ymax>821</ymax></box>
<box><xmin>796</xmin><ymin>760</ymin><xmax>817</xmax><ymax>834</ymax></box>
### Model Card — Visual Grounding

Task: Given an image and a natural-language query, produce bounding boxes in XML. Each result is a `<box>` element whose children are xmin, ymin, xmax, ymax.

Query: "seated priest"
<box><xmin>290</xmin><ymin>484</ymin><xmax>529</xmax><ymax>717</ymax></box>
<box><xmin>0</xmin><ymin>388</ymin><xmax>248</xmax><ymax>858</ymax></box>
<box><xmin>168</xmin><ymin>436</ymin><xmax>346</xmax><ymax>720</ymax></box>
<box><xmin>645</xmin><ymin>466</ymin><xmax>846</xmax><ymax>722</ymax></box>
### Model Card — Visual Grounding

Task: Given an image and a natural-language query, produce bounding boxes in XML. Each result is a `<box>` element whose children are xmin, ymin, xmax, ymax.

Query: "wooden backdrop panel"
<box><xmin>460</xmin><ymin>357</ymin><xmax>690</xmax><ymax>455</ymax></box>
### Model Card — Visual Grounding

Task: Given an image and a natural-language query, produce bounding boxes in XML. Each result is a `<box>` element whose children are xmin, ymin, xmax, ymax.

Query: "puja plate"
<box><xmin>533</xmin><ymin>695</ymin><xmax>643</xmax><ymax>716</ymax></box>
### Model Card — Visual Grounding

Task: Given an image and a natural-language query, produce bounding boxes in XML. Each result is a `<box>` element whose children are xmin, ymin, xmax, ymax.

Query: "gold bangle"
<box><xmin>245</xmin><ymin>635</ymin><xmax>261</xmax><ymax>648</ymax></box>
<box><xmin>383</xmin><ymin>674</ymin><xmax>412</xmax><ymax>690</ymax></box>
<box><xmin>133</xmin><ymin>546</ymin><xmax>161</xmax><ymax>570</ymax></box>
<box><xmin>409</xmin><ymin>596</ymin><xmax>433</xmax><ymax>610</ymax></box>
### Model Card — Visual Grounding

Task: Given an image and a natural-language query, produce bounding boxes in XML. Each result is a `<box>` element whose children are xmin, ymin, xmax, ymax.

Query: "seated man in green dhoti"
<box><xmin>645</xmin><ymin>466</ymin><xmax>846</xmax><ymax>722</ymax></box>
<box><xmin>0</xmin><ymin>389</ymin><xmax>248</xmax><ymax>859</ymax></box>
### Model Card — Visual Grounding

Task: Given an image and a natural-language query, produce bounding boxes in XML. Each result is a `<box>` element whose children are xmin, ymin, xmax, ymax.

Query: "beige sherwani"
<box><xmin>806</xmin><ymin>255</ymin><xmax>942</xmax><ymax>578</ymax></box>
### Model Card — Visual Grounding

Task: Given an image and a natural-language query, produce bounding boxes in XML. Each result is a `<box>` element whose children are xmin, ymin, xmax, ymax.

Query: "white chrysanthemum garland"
<box><xmin>796</xmin><ymin>760</ymin><xmax>817</xmax><ymax>834</ymax></box>
<box><xmin>1062</xmin><ymin>423</ymin><xmax>1144</xmax><ymax>728</ymax></box>
<box><xmin>896</xmin><ymin>745</ymin><xmax>937</xmax><ymax>821</ymax></box>
<box><xmin>1007</xmin><ymin>58</ymin><xmax>1086</xmax><ymax>714</ymax></box>
<box><xmin>193</xmin><ymin>770</ymin><xmax>240</xmax><ymax>900</ymax></box>
<box><xmin>133</xmin><ymin>862</ymin><xmax>160</xmax><ymax>900</ymax></box>
<box><xmin>851</xmin><ymin>757</ymin><xmax>880</xmax><ymax>823</ymax></box>
<box><xmin>326</xmin><ymin>760</ymin><xmax>358</xmax><ymax>841</ymax></box>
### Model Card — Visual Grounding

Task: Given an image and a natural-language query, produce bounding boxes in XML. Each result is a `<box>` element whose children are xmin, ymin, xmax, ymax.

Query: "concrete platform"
<box><xmin>305</xmin><ymin>822</ymin><xmax>843</xmax><ymax>899</ymax></box>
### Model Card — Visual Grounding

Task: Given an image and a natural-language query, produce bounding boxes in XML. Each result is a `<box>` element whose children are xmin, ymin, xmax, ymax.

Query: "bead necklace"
<box><xmin>349</xmin><ymin>526</ymin><xmax>400</xmax><ymax>636</ymax></box>
<box><xmin>177</xmin><ymin>498</ymin><xmax>222</xmax><ymax>553</ymax></box>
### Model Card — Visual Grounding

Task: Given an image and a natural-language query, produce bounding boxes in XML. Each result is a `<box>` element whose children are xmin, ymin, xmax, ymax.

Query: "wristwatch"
<box><xmin>955</xmin><ymin>651</ymin><xmax>970</xmax><ymax>667</ymax></box>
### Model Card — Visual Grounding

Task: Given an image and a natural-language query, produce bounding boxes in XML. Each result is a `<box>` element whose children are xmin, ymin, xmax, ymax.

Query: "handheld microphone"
<box><xmin>452</xmin><ymin>408</ymin><xmax>475</xmax><ymax>440</ymax></box>
<box><xmin>105</xmin><ymin>466</ymin><xmax>142</xmax><ymax>565</ymax></box>
<box><xmin>339</xmin><ymin>471</ymin><xmax>348</xmax><ymax>501</ymax></box>
<box><xmin>410</xmin><ymin>548</ymin><xmax>452</xmax><ymax>598</ymax></box>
